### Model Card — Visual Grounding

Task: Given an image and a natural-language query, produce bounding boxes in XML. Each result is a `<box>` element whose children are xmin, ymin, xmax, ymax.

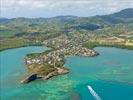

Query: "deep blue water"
<box><xmin>0</xmin><ymin>47</ymin><xmax>133</xmax><ymax>100</ymax></box>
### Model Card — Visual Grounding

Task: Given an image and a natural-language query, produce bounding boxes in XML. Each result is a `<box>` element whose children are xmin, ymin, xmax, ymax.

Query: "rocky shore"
<box><xmin>21</xmin><ymin>66</ymin><xmax>69</xmax><ymax>84</ymax></box>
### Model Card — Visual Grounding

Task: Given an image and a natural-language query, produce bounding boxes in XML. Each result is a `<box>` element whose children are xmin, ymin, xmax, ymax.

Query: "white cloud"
<box><xmin>2</xmin><ymin>0</ymin><xmax>132</xmax><ymax>10</ymax></box>
<box><xmin>1</xmin><ymin>0</ymin><xmax>133</xmax><ymax>10</ymax></box>
<box><xmin>1</xmin><ymin>0</ymin><xmax>133</xmax><ymax>17</ymax></box>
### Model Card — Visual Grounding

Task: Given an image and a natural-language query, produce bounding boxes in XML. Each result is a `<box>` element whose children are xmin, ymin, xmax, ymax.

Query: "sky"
<box><xmin>1</xmin><ymin>0</ymin><xmax>133</xmax><ymax>18</ymax></box>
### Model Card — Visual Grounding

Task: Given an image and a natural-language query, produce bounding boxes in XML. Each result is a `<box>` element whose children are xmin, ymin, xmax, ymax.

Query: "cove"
<box><xmin>0</xmin><ymin>46</ymin><xmax>133</xmax><ymax>100</ymax></box>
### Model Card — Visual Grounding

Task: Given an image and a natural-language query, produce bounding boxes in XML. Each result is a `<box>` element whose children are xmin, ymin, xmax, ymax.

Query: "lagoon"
<box><xmin>0</xmin><ymin>46</ymin><xmax>133</xmax><ymax>100</ymax></box>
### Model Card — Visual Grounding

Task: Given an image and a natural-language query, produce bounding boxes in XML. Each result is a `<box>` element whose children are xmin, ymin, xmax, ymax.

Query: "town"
<box><xmin>21</xmin><ymin>35</ymin><xmax>99</xmax><ymax>83</ymax></box>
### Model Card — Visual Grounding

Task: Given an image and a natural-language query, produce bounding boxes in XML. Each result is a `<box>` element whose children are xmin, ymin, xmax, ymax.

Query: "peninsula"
<box><xmin>21</xmin><ymin>35</ymin><xmax>98</xmax><ymax>83</ymax></box>
<box><xmin>0</xmin><ymin>8</ymin><xmax>133</xmax><ymax>83</ymax></box>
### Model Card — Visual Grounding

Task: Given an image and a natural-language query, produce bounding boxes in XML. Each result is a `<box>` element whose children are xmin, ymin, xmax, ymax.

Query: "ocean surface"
<box><xmin>0</xmin><ymin>46</ymin><xmax>133</xmax><ymax>100</ymax></box>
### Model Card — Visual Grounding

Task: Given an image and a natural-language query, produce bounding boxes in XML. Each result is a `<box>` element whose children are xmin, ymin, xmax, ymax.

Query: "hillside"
<box><xmin>0</xmin><ymin>8</ymin><xmax>133</xmax><ymax>51</ymax></box>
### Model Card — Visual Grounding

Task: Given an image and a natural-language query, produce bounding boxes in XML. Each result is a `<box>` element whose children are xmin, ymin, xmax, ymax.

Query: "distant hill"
<box><xmin>0</xmin><ymin>18</ymin><xmax>11</xmax><ymax>24</ymax></box>
<box><xmin>111</xmin><ymin>8</ymin><xmax>133</xmax><ymax>18</ymax></box>
<box><xmin>0</xmin><ymin>8</ymin><xmax>133</xmax><ymax>32</ymax></box>
<box><xmin>98</xmin><ymin>8</ymin><xmax>133</xmax><ymax>24</ymax></box>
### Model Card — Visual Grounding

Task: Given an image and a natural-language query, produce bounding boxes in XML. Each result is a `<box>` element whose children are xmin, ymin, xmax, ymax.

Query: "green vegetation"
<box><xmin>0</xmin><ymin>38</ymin><xmax>43</xmax><ymax>51</ymax></box>
<box><xmin>1</xmin><ymin>8</ymin><xmax>132</xmax><ymax>83</ymax></box>
<box><xmin>83</xmin><ymin>41</ymin><xmax>133</xmax><ymax>50</ymax></box>
<box><xmin>28</xmin><ymin>64</ymin><xmax>56</xmax><ymax>76</ymax></box>
<box><xmin>0</xmin><ymin>38</ymin><xmax>29</xmax><ymax>51</ymax></box>
<box><xmin>26</xmin><ymin>49</ymin><xmax>53</xmax><ymax>58</ymax></box>
<box><xmin>0</xmin><ymin>8</ymin><xmax>133</xmax><ymax>51</ymax></box>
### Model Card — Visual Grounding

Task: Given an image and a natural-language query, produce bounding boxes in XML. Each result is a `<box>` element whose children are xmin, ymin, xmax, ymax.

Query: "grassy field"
<box><xmin>0</xmin><ymin>38</ymin><xmax>30</xmax><ymax>51</ymax></box>
<box><xmin>0</xmin><ymin>37</ymin><xmax>43</xmax><ymax>51</ymax></box>
<box><xmin>83</xmin><ymin>41</ymin><xmax>133</xmax><ymax>50</ymax></box>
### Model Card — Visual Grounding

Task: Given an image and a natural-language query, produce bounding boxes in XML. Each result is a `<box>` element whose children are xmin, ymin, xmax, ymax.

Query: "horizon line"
<box><xmin>0</xmin><ymin>8</ymin><xmax>133</xmax><ymax>19</ymax></box>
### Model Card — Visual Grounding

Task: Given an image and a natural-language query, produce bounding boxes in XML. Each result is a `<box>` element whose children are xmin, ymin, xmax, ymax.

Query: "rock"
<box><xmin>43</xmin><ymin>71</ymin><xmax>58</xmax><ymax>80</ymax></box>
<box><xmin>56</xmin><ymin>67</ymin><xmax>69</xmax><ymax>74</ymax></box>
<box><xmin>20</xmin><ymin>67</ymin><xmax>69</xmax><ymax>84</ymax></box>
<box><xmin>43</xmin><ymin>67</ymin><xmax>69</xmax><ymax>80</ymax></box>
<box><xmin>20</xmin><ymin>74</ymin><xmax>38</xmax><ymax>84</ymax></box>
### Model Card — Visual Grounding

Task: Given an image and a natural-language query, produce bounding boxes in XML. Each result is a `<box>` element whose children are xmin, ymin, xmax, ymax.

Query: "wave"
<box><xmin>87</xmin><ymin>85</ymin><xmax>102</xmax><ymax>100</ymax></box>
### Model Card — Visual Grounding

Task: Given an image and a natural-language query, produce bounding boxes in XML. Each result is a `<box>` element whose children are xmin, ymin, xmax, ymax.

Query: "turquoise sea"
<box><xmin>0</xmin><ymin>46</ymin><xmax>133</xmax><ymax>100</ymax></box>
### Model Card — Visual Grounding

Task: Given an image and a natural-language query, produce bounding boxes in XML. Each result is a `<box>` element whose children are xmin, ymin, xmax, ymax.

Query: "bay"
<box><xmin>0</xmin><ymin>47</ymin><xmax>133</xmax><ymax>100</ymax></box>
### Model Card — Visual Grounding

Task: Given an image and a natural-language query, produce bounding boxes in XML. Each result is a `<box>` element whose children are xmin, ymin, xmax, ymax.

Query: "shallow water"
<box><xmin>0</xmin><ymin>47</ymin><xmax>133</xmax><ymax>100</ymax></box>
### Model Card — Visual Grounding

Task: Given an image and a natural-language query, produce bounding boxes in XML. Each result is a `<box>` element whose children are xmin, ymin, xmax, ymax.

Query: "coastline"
<box><xmin>83</xmin><ymin>42</ymin><xmax>133</xmax><ymax>51</ymax></box>
<box><xmin>1</xmin><ymin>44</ymin><xmax>133</xmax><ymax>52</ymax></box>
<box><xmin>1</xmin><ymin>45</ymin><xmax>133</xmax><ymax>100</ymax></box>
<box><xmin>0</xmin><ymin>44</ymin><xmax>44</xmax><ymax>52</ymax></box>
<box><xmin>21</xmin><ymin>44</ymin><xmax>99</xmax><ymax>83</ymax></box>
<box><xmin>1</xmin><ymin>44</ymin><xmax>132</xmax><ymax>84</ymax></box>
<box><xmin>20</xmin><ymin>66</ymin><xmax>69</xmax><ymax>84</ymax></box>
